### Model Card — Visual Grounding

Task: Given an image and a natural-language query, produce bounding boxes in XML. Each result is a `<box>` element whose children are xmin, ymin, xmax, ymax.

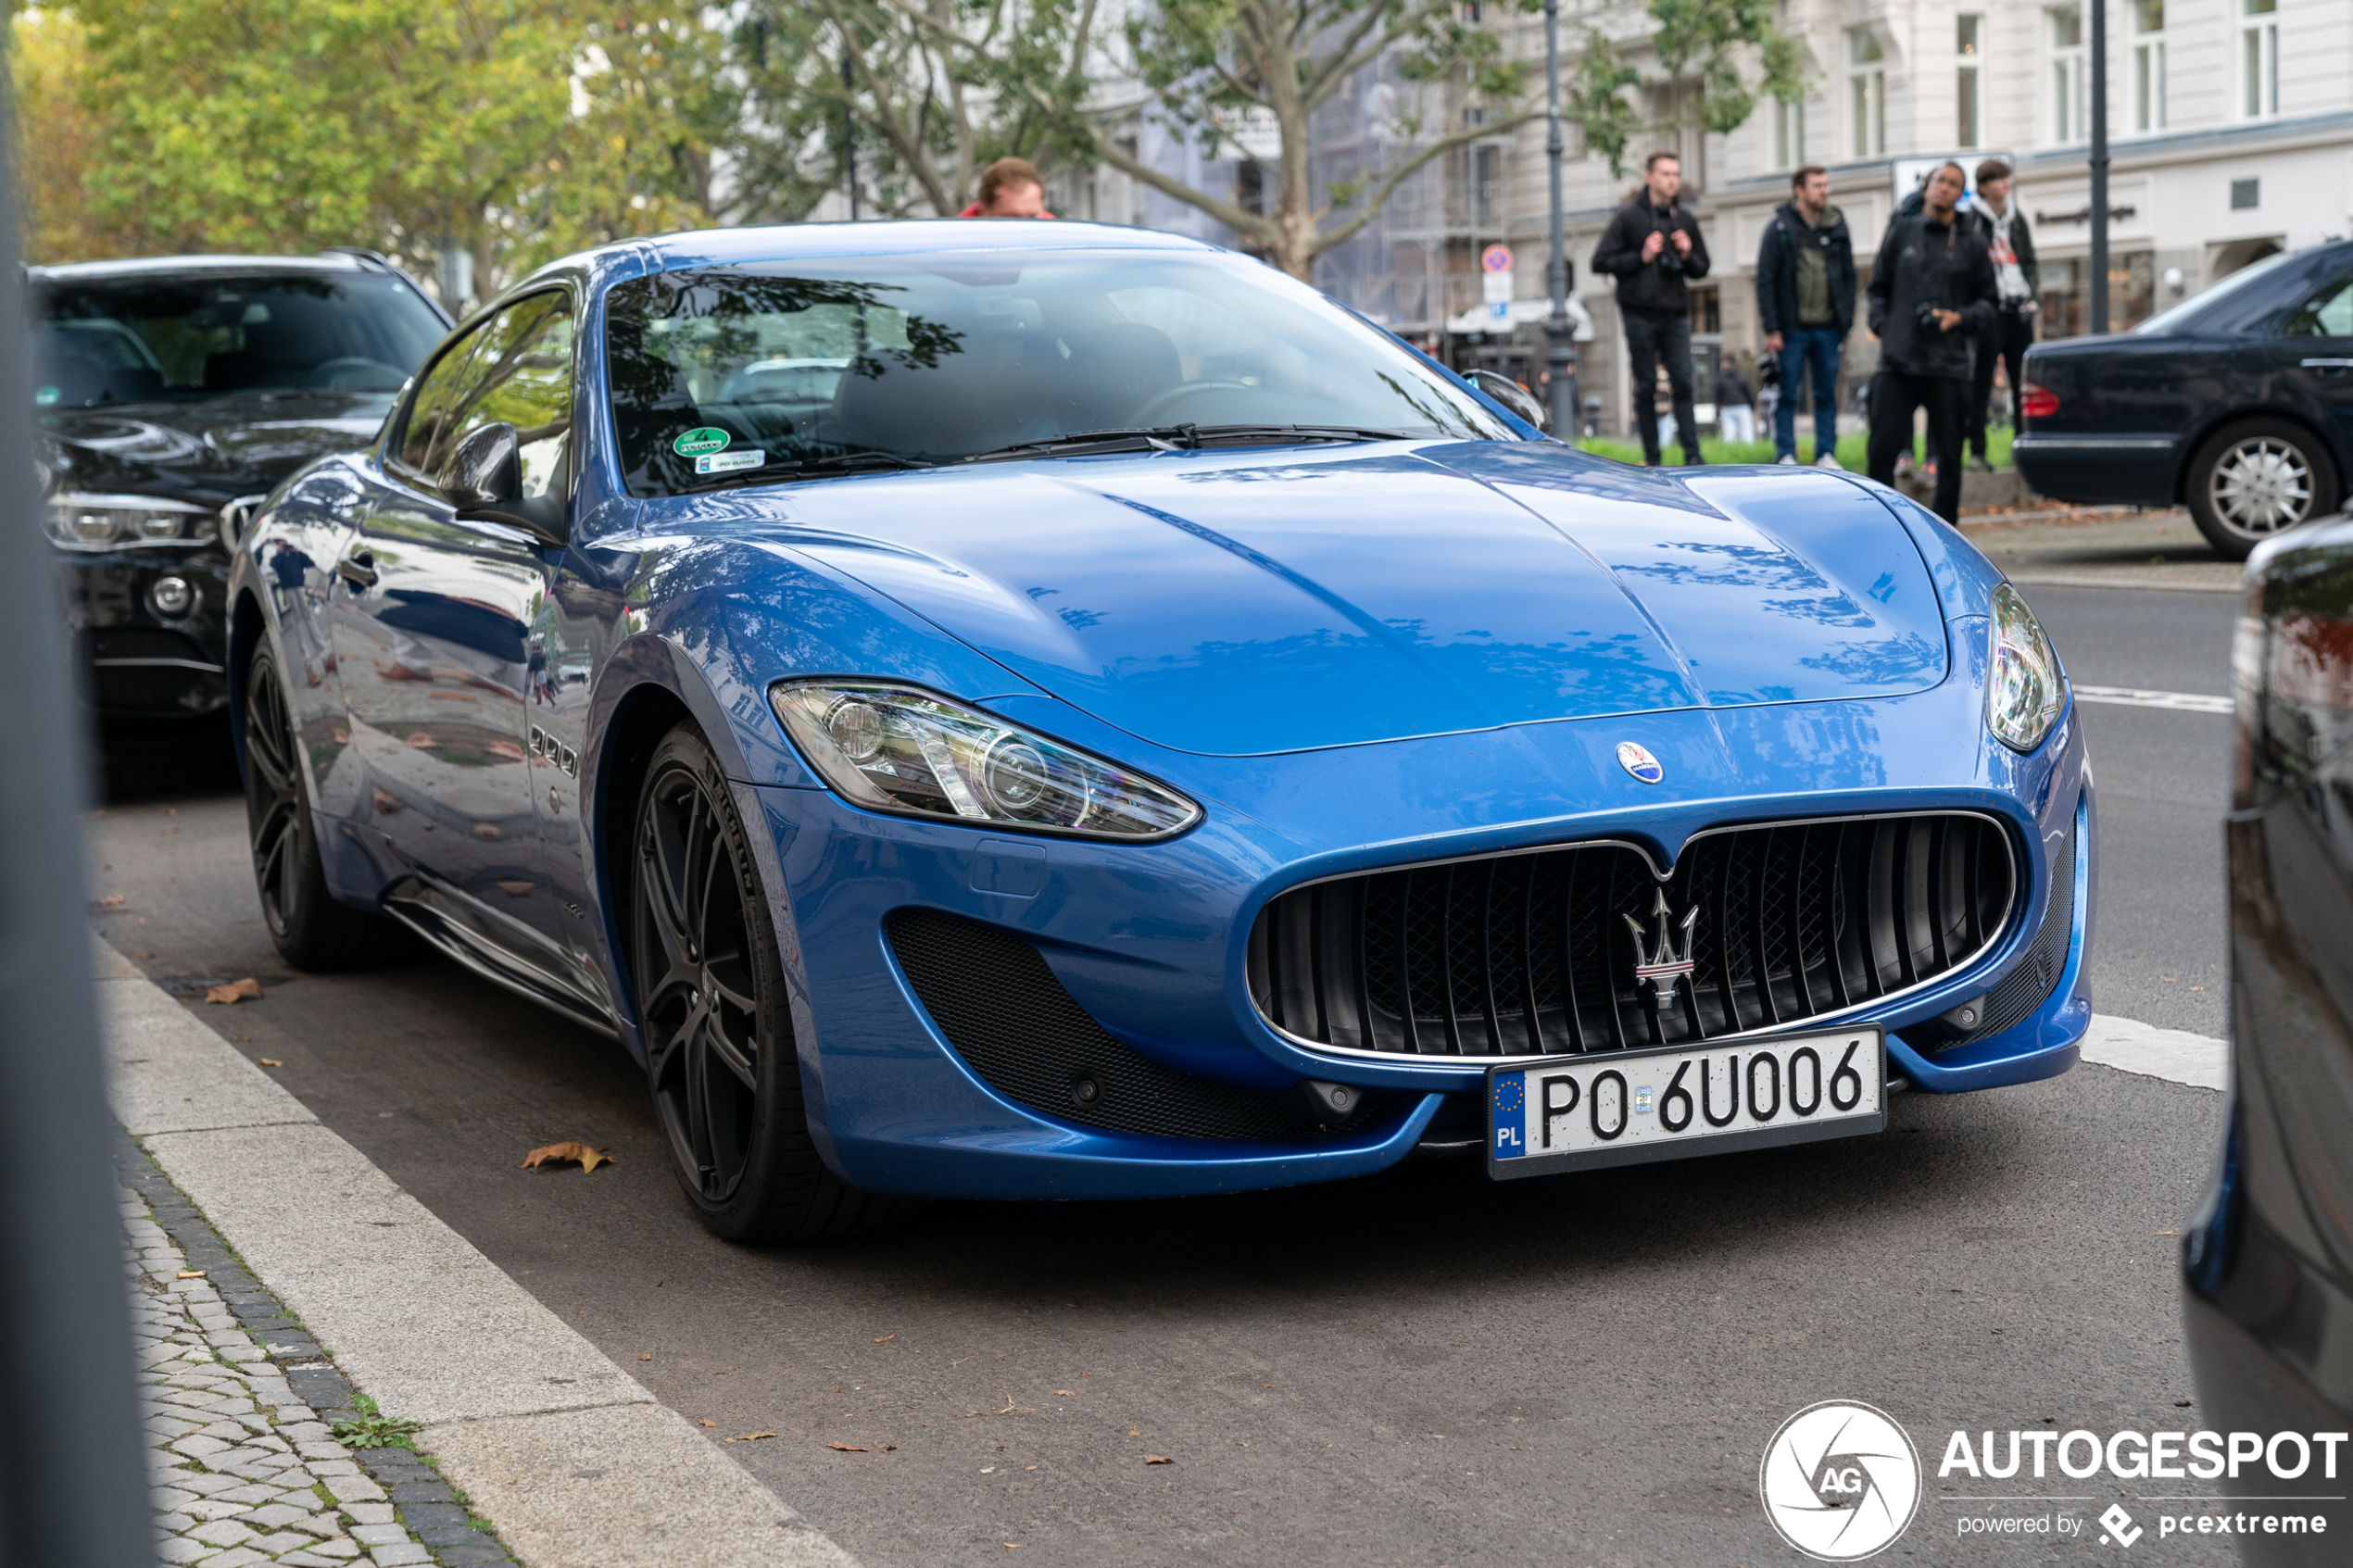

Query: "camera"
<box><xmin>1656</xmin><ymin>246</ymin><xmax>1685</xmax><ymax>280</ymax></box>
<box><xmin>1916</xmin><ymin>302</ymin><xmax>1947</xmax><ymax>334</ymax></box>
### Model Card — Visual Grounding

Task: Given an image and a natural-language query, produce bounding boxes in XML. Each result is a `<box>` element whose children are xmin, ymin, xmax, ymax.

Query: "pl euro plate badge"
<box><xmin>1486</xmin><ymin>1028</ymin><xmax>1886</xmax><ymax>1179</ymax></box>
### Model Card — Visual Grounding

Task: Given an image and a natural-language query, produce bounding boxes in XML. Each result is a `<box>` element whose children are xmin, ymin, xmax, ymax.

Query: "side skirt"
<box><xmin>381</xmin><ymin>874</ymin><xmax>619</xmax><ymax>1039</ymax></box>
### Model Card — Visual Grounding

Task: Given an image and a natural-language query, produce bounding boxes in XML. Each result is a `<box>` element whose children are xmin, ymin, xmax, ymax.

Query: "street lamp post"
<box><xmin>1542</xmin><ymin>0</ymin><xmax>1576</xmax><ymax>437</ymax></box>
<box><xmin>2089</xmin><ymin>0</ymin><xmax>2109</xmax><ymax>332</ymax></box>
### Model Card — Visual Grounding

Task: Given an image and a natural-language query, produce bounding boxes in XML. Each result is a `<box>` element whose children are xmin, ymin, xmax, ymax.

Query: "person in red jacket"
<box><xmin>958</xmin><ymin>157</ymin><xmax>1056</xmax><ymax>218</ymax></box>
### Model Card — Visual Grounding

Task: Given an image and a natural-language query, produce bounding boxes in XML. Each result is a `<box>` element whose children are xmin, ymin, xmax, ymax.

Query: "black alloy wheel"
<box><xmin>2186</xmin><ymin>418</ymin><xmax>2342</xmax><ymax>560</ymax></box>
<box><xmin>242</xmin><ymin>645</ymin><xmax>405</xmax><ymax>969</ymax></box>
<box><xmin>629</xmin><ymin>722</ymin><xmax>911</xmax><ymax>1243</ymax></box>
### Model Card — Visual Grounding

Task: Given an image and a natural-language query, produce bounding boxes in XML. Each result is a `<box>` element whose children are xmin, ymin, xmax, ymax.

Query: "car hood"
<box><xmin>755</xmin><ymin>443</ymin><xmax>1950</xmax><ymax>756</ymax></box>
<box><xmin>39</xmin><ymin>390</ymin><xmax>394</xmax><ymax>496</ymax></box>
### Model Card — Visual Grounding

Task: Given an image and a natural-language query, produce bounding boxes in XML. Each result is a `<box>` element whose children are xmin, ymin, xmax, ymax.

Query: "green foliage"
<box><xmin>1560</xmin><ymin>0</ymin><xmax>1802</xmax><ymax>179</ymax></box>
<box><xmin>1564</xmin><ymin>31</ymin><xmax>1642</xmax><ymax>180</ymax></box>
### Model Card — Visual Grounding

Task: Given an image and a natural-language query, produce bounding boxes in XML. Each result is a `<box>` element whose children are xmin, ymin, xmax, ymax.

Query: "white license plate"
<box><xmin>1486</xmin><ymin>1027</ymin><xmax>1885</xmax><ymax>1179</ymax></box>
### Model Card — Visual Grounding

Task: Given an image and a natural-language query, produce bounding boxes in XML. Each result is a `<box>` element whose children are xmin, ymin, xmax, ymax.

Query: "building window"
<box><xmin>1847</xmin><ymin>29</ymin><xmax>1885</xmax><ymax>158</ymax></box>
<box><xmin>2043</xmin><ymin>251</ymin><xmax>2157</xmax><ymax>338</ymax></box>
<box><xmin>1773</xmin><ymin>96</ymin><xmax>1806</xmax><ymax>169</ymax></box>
<box><xmin>2133</xmin><ymin>0</ymin><xmax>2166</xmax><ymax>132</ymax></box>
<box><xmin>1472</xmin><ymin>144</ymin><xmax>1500</xmax><ymax>229</ymax></box>
<box><xmin>2050</xmin><ymin>6</ymin><xmax>2085</xmax><ymax>144</ymax></box>
<box><xmin>2242</xmin><ymin>0</ymin><xmax>2277</xmax><ymax>119</ymax></box>
<box><xmin>1957</xmin><ymin>16</ymin><xmax>1983</xmax><ymax>149</ymax></box>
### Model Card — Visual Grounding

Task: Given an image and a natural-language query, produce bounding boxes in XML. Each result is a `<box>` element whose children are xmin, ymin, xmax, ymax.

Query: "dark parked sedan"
<box><xmin>32</xmin><ymin>252</ymin><xmax>447</xmax><ymax>717</ymax></box>
<box><xmin>2181</xmin><ymin>516</ymin><xmax>2353</xmax><ymax>1564</ymax></box>
<box><xmin>2013</xmin><ymin>239</ymin><xmax>2353</xmax><ymax>559</ymax></box>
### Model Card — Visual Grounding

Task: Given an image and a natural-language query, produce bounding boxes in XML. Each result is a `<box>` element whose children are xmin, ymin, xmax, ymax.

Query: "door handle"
<box><xmin>2299</xmin><ymin>358</ymin><xmax>2353</xmax><ymax>372</ymax></box>
<box><xmin>333</xmin><ymin>551</ymin><xmax>377</xmax><ymax>589</ymax></box>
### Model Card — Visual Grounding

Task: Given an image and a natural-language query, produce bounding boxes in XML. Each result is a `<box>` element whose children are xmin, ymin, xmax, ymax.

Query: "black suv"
<box><xmin>32</xmin><ymin>251</ymin><xmax>447</xmax><ymax>717</ymax></box>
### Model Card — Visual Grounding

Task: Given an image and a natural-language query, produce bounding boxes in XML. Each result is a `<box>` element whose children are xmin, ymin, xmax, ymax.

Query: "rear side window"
<box><xmin>2286</xmin><ymin>273</ymin><xmax>2353</xmax><ymax>338</ymax></box>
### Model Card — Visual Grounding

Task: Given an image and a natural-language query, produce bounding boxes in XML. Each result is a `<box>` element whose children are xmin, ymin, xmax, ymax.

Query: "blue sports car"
<box><xmin>228</xmin><ymin>221</ymin><xmax>2094</xmax><ymax>1242</ymax></box>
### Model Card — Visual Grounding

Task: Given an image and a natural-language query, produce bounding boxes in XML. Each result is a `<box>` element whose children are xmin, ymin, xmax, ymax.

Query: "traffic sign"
<box><xmin>1481</xmin><ymin>244</ymin><xmax>1515</xmax><ymax>274</ymax></box>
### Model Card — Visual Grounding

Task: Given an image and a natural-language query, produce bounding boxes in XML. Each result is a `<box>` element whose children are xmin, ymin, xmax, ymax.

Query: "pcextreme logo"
<box><xmin>1759</xmin><ymin>1401</ymin><xmax>1924</xmax><ymax>1561</ymax></box>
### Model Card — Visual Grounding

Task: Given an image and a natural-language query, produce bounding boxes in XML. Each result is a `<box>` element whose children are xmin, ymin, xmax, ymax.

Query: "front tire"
<box><xmin>242</xmin><ymin>645</ymin><xmax>407</xmax><ymax>970</ymax></box>
<box><xmin>629</xmin><ymin>722</ymin><xmax>912</xmax><ymax>1244</ymax></box>
<box><xmin>2186</xmin><ymin>419</ymin><xmax>2339</xmax><ymax>560</ymax></box>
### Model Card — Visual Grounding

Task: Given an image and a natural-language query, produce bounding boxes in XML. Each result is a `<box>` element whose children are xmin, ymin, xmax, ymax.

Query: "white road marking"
<box><xmin>2080</xmin><ymin>1013</ymin><xmax>2228</xmax><ymax>1090</ymax></box>
<box><xmin>2073</xmin><ymin>684</ymin><xmax>2235</xmax><ymax>714</ymax></box>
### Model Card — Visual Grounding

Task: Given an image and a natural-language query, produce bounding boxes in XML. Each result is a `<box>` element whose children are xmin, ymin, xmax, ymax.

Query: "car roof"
<box><xmin>26</xmin><ymin>253</ymin><xmax>377</xmax><ymax>282</ymax></box>
<box><xmin>637</xmin><ymin>219</ymin><xmax>1226</xmax><ymax>271</ymax></box>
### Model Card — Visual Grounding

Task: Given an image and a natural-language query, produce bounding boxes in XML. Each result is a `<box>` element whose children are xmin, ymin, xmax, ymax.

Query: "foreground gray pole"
<box><xmin>0</xmin><ymin>66</ymin><xmax>157</xmax><ymax>1568</ymax></box>
<box><xmin>2089</xmin><ymin>0</ymin><xmax>2109</xmax><ymax>332</ymax></box>
<box><xmin>1542</xmin><ymin>0</ymin><xmax>1575</xmax><ymax>435</ymax></box>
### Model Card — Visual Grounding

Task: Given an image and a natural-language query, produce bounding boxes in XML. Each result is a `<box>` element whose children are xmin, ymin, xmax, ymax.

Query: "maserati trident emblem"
<box><xmin>1625</xmin><ymin>890</ymin><xmax>1700</xmax><ymax>1007</ymax></box>
<box><xmin>1616</xmin><ymin>741</ymin><xmax>1666</xmax><ymax>784</ymax></box>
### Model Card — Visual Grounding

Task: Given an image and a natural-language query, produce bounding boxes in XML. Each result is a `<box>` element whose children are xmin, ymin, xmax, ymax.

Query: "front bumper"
<box><xmin>739</xmin><ymin>675</ymin><xmax>2094</xmax><ymax>1202</ymax></box>
<box><xmin>55</xmin><ymin>549</ymin><xmax>233</xmax><ymax>716</ymax></box>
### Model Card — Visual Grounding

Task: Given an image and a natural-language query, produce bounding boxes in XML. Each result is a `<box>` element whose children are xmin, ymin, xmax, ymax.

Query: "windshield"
<box><xmin>606</xmin><ymin>248</ymin><xmax>1515</xmax><ymax>495</ymax></box>
<box><xmin>30</xmin><ymin>272</ymin><xmax>446</xmax><ymax>408</ymax></box>
<box><xmin>2133</xmin><ymin>249</ymin><xmax>2299</xmax><ymax>335</ymax></box>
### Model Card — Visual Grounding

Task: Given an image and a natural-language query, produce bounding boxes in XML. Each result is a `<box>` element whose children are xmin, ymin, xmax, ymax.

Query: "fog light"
<box><xmin>148</xmin><ymin>576</ymin><xmax>195</xmax><ymax>618</ymax></box>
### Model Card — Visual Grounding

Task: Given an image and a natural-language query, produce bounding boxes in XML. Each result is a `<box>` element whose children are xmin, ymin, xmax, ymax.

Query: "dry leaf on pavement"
<box><xmin>1145</xmin><ymin>1455</ymin><xmax>1171</xmax><ymax>1464</ymax></box>
<box><xmin>258</xmin><ymin>1059</ymin><xmax>283</xmax><ymax>1067</ymax></box>
<box><xmin>94</xmin><ymin>895</ymin><xmax>124</xmax><ymax>908</ymax></box>
<box><xmin>206</xmin><ymin>978</ymin><xmax>264</xmax><ymax>1005</ymax></box>
<box><xmin>638</xmin><ymin>1353</ymin><xmax>653</xmax><ymax>1361</ymax></box>
<box><xmin>1053</xmin><ymin>1390</ymin><xmax>1074</xmax><ymax>1397</ymax></box>
<box><xmin>698</xmin><ymin>1419</ymin><xmax>716</xmax><ymax>1427</ymax></box>
<box><xmin>725</xmin><ymin>1432</ymin><xmax>775</xmax><ymax>1444</ymax></box>
<box><xmin>826</xmin><ymin>1442</ymin><xmax>868</xmax><ymax>1452</ymax></box>
<box><xmin>522</xmin><ymin>1141</ymin><xmax>611</xmax><ymax>1173</ymax></box>
<box><xmin>873</xmin><ymin>1335</ymin><xmax>895</xmax><ymax>1343</ymax></box>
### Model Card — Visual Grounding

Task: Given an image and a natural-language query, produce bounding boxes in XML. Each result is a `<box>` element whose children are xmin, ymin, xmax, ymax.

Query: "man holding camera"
<box><xmin>1864</xmin><ymin>160</ymin><xmax>1997</xmax><ymax>523</ymax></box>
<box><xmin>1592</xmin><ymin>151</ymin><xmax>1711</xmax><ymax>466</ymax></box>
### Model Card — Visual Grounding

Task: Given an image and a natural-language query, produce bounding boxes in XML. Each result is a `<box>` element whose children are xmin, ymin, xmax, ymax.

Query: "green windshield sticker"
<box><xmin>673</xmin><ymin>427</ymin><xmax>731</xmax><ymax>457</ymax></box>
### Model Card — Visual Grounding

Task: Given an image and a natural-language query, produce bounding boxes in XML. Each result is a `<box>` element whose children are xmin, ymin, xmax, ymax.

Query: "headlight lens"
<box><xmin>770</xmin><ymin>682</ymin><xmax>1202</xmax><ymax>840</ymax></box>
<box><xmin>1986</xmin><ymin>583</ymin><xmax>2066</xmax><ymax>751</ymax></box>
<box><xmin>42</xmin><ymin>492</ymin><xmax>211</xmax><ymax>550</ymax></box>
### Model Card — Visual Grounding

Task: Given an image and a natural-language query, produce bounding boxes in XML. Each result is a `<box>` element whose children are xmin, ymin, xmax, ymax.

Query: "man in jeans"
<box><xmin>1865</xmin><ymin>161</ymin><xmax>1998</xmax><ymax>523</ymax></box>
<box><xmin>1592</xmin><ymin>151</ymin><xmax>1710</xmax><ymax>465</ymax></box>
<box><xmin>1965</xmin><ymin>157</ymin><xmax>2038</xmax><ymax>470</ymax></box>
<box><xmin>1755</xmin><ymin>164</ymin><xmax>1855</xmax><ymax>468</ymax></box>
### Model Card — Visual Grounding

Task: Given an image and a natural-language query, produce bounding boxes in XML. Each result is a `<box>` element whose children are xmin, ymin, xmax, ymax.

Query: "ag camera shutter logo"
<box><xmin>1759</xmin><ymin>1400</ymin><xmax>1922</xmax><ymax>1561</ymax></box>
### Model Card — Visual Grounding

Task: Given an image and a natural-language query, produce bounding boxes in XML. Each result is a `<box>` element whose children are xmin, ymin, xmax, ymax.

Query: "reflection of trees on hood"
<box><xmin>608</xmin><ymin>270</ymin><xmax>966</xmax><ymax>491</ymax></box>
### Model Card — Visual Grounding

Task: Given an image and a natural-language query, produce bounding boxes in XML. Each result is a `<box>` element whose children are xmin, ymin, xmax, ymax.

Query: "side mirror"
<box><xmin>1466</xmin><ymin>369</ymin><xmax>1551</xmax><ymax>433</ymax></box>
<box><xmin>440</xmin><ymin>421</ymin><xmax>565</xmax><ymax>547</ymax></box>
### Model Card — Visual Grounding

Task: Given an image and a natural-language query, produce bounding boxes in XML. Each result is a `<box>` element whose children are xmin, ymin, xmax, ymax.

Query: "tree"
<box><xmin>1565</xmin><ymin>0</ymin><xmax>1801</xmax><ymax>178</ymax></box>
<box><xmin>8</xmin><ymin>7</ymin><xmax>123</xmax><ymax>264</ymax></box>
<box><xmin>1061</xmin><ymin>0</ymin><xmax>1535</xmax><ymax>282</ymax></box>
<box><xmin>747</xmin><ymin>0</ymin><xmax>1101</xmax><ymax>220</ymax></box>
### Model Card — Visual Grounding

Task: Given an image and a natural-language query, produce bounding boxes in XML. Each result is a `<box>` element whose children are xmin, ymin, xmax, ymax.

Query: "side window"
<box><xmin>393</xmin><ymin>291</ymin><xmax>575</xmax><ymax>495</ymax></box>
<box><xmin>2286</xmin><ymin>273</ymin><xmax>2353</xmax><ymax>338</ymax></box>
<box><xmin>396</xmin><ymin>323</ymin><xmax>490</xmax><ymax>478</ymax></box>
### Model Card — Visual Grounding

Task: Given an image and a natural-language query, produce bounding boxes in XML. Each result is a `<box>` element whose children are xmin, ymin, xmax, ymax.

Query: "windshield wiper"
<box><xmin>957</xmin><ymin>423</ymin><xmax>1416</xmax><ymax>465</ymax></box>
<box><xmin>673</xmin><ymin>448</ymin><xmax>932</xmax><ymax>495</ymax></box>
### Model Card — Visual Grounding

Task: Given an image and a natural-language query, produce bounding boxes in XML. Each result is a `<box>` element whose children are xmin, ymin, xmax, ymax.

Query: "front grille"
<box><xmin>887</xmin><ymin>908</ymin><xmax>1372</xmax><ymax>1142</ymax></box>
<box><xmin>1248</xmin><ymin>812</ymin><xmax>2019</xmax><ymax>1059</ymax></box>
<box><xmin>1956</xmin><ymin>811</ymin><xmax>2079</xmax><ymax>1045</ymax></box>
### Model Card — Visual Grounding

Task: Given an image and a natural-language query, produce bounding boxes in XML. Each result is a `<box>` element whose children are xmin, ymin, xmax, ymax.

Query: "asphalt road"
<box><xmin>86</xmin><ymin>583</ymin><xmax>2250</xmax><ymax>1568</ymax></box>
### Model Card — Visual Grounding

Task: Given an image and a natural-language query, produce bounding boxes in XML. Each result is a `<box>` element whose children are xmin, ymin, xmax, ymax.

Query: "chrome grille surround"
<box><xmin>1246</xmin><ymin>810</ymin><xmax>2023</xmax><ymax>1064</ymax></box>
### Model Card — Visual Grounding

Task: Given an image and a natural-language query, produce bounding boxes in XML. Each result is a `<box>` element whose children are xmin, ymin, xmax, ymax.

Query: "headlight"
<box><xmin>1986</xmin><ymin>583</ymin><xmax>2066</xmax><ymax>751</ymax></box>
<box><xmin>770</xmin><ymin>681</ymin><xmax>1201</xmax><ymax>840</ymax></box>
<box><xmin>42</xmin><ymin>492</ymin><xmax>211</xmax><ymax>550</ymax></box>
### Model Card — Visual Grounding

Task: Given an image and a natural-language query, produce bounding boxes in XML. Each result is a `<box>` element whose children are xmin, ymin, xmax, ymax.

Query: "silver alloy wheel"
<box><xmin>2208</xmin><ymin>435</ymin><xmax>2315</xmax><ymax>538</ymax></box>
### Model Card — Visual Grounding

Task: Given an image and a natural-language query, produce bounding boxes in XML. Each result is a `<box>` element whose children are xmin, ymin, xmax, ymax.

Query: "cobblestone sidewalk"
<box><xmin>120</xmin><ymin>1142</ymin><xmax>517</xmax><ymax>1568</ymax></box>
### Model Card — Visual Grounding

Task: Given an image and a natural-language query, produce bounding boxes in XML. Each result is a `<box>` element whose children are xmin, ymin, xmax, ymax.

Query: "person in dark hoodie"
<box><xmin>1864</xmin><ymin>160</ymin><xmax>1997</xmax><ymax>522</ymax></box>
<box><xmin>1965</xmin><ymin>157</ymin><xmax>2038</xmax><ymax>470</ymax></box>
<box><xmin>1755</xmin><ymin>164</ymin><xmax>1855</xmax><ymax>468</ymax></box>
<box><xmin>1592</xmin><ymin>151</ymin><xmax>1711</xmax><ymax>465</ymax></box>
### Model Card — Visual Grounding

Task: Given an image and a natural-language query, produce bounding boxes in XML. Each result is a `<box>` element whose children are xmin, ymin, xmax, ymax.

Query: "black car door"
<box><xmin>2273</xmin><ymin>265</ymin><xmax>2353</xmax><ymax>473</ymax></box>
<box><xmin>324</xmin><ymin>292</ymin><xmax>586</xmax><ymax>990</ymax></box>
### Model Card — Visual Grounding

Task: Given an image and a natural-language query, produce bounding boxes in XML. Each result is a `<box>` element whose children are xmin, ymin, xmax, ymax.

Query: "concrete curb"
<box><xmin>97</xmin><ymin>937</ymin><xmax>859</xmax><ymax>1568</ymax></box>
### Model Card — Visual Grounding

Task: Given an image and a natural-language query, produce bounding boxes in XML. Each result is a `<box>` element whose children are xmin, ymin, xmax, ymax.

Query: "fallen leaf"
<box><xmin>473</xmin><ymin>822</ymin><xmax>504</xmax><ymax>839</ymax></box>
<box><xmin>1262</xmin><ymin>1383</ymin><xmax>1274</xmax><ymax>1389</ymax></box>
<box><xmin>726</xmin><ymin>1432</ymin><xmax>775</xmax><ymax>1444</ymax></box>
<box><xmin>826</xmin><ymin>1442</ymin><xmax>867</xmax><ymax>1452</ymax></box>
<box><xmin>258</xmin><ymin>1058</ymin><xmax>284</xmax><ymax>1068</ymax></box>
<box><xmin>94</xmin><ymin>895</ymin><xmax>125</xmax><ymax>908</ymax></box>
<box><xmin>496</xmin><ymin>881</ymin><xmax>534</xmax><ymax>897</ymax></box>
<box><xmin>1053</xmin><ymin>1390</ymin><xmax>1074</xmax><ymax>1398</ymax></box>
<box><xmin>1128</xmin><ymin>1430</ymin><xmax>1139</xmax><ymax>1437</ymax></box>
<box><xmin>638</xmin><ymin>1353</ymin><xmax>653</xmax><ymax>1361</ymax></box>
<box><xmin>404</xmin><ymin>732</ymin><xmax>439</xmax><ymax>748</ymax></box>
<box><xmin>206</xmin><ymin>978</ymin><xmax>264</xmax><ymax>1005</ymax></box>
<box><xmin>485</xmin><ymin>741</ymin><xmax>524</xmax><ymax>762</ymax></box>
<box><xmin>1145</xmin><ymin>1455</ymin><xmax>1171</xmax><ymax>1465</ymax></box>
<box><xmin>178</xmin><ymin>1270</ymin><xmax>205</xmax><ymax>1279</ymax></box>
<box><xmin>698</xmin><ymin>1419</ymin><xmax>715</xmax><ymax>1427</ymax></box>
<box><xmin>332</xmin><ymin>729</ymin><xmax>350</xmax><ymax>746</ymax></box>
<box><xmin>1004</xmin><ymin>1545</ymin><xmax>1022</xmax><ymax>1550</ymax></box>
<box><xmin>1025</xmin><ymin>1464</ymin><xmax>1038</xmax><ymax>1471</ymax></box>
<box><xmin>522</xmin><ymin>1141</ymin><xmax>612</xmax><ymax>1173</ymax></box>
<box><xmin>883</xmin><ymin>1444</ymin><xmax>897</xmax><ymax>1451</ymax></box>
<box><xmin>874</xmin><ymin>1334</ymin><xmax>895</xmax><ymax>1343</ymax></box>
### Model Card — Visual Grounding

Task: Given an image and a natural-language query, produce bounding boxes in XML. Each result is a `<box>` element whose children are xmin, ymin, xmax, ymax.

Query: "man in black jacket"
<box><xmin>1965</xmin><ymin>157</ymin><xmax>2039</xmax><ymax>469</ymax></box>
<box><xmin>1592</xmin><ymin>151</ymin><xmax>1711</xmax><ymax>465</ymax></box>
<box><xmin>1865</xmin><ymin>160</ymin><xmax>1997</xmax><ymax>522</ymax></box>
<box><xmin>1755</xmin><ymin>164</ymin><xmax>1855</xmax><ymax>468</ymax></box>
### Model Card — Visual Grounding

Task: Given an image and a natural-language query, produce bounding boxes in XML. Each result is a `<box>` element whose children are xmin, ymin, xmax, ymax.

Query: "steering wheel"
<box><xmin>1135</xmin><ymin>379</ymin><xmax>1258</xmax><ymax>424</ymax></box>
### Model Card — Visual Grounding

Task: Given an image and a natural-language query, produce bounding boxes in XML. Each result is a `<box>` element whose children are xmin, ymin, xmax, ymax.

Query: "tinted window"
<box><xmin>605</xmin><ymin>250</ymin><xmax>1513</xmax><ymax>495</ymax></box>
<box><xmin>396</xmin><ymin>292</ymin><xmax>573</xmax><ymax>495</ymax></box>
<box><xmin>30</xmin><ymin>272</ymin><xmax>445</xmax><ymax>408</ymax></box>
<box><xmin>2287</xmin><ymin>273</ymin><xmax>2353</xmax><ymax>338</ymax></box>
